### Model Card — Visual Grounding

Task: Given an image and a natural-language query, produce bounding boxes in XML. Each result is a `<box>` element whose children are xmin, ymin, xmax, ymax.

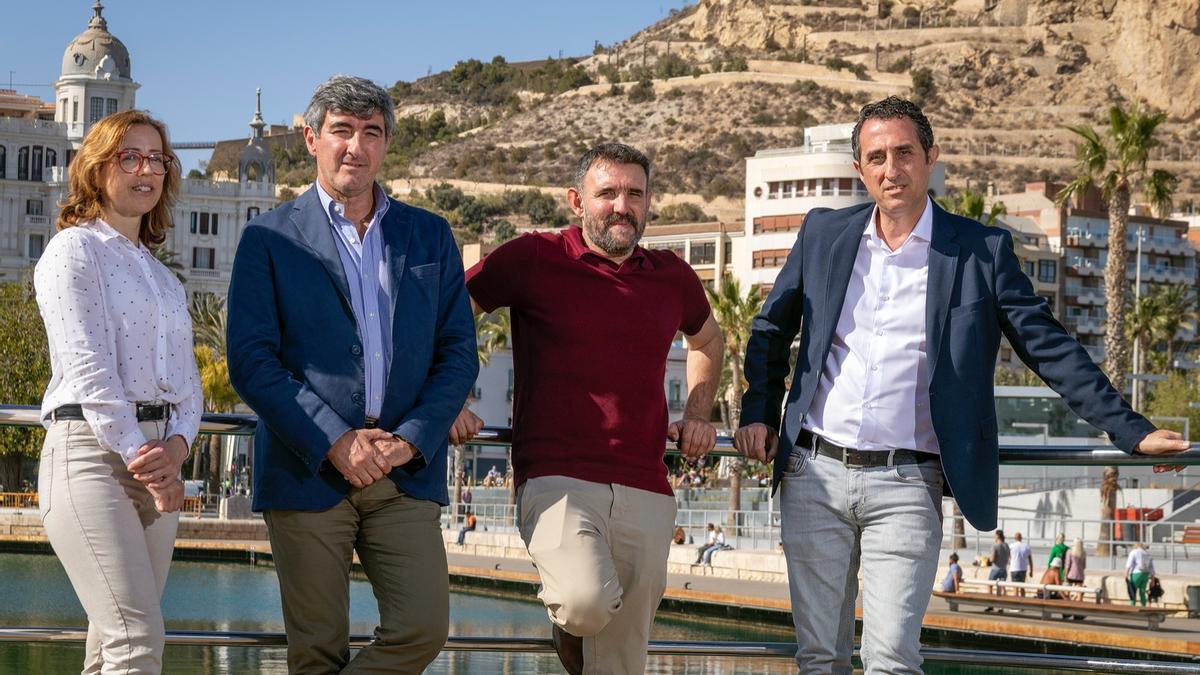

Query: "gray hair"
<box><xmin>573</xmin><ymin>142</ymin><xmax>651</xmax><ymax>190</ymax></box>
<box><xmin>303</xmin><ymin>75</ymin><xmax>394</xmax><ymax>138</ymax></box>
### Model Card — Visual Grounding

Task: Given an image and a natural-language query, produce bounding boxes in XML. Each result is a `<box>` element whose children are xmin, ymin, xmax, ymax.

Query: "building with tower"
<box><xmin>0</xmin><ymin>2</ymin><xmax>276</xmax><ymax>296</ymax></box>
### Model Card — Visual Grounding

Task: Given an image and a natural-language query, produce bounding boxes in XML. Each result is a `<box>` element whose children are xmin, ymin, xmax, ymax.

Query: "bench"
<box><xmin>933</xmin><ymin>591</ymin><xmax>1175</xmax><ymax>630</ymax></box>
<box><xmin>960</xmin><ymin>578</ymin><xmax>1103</xmax><ymax>602</ymax></box>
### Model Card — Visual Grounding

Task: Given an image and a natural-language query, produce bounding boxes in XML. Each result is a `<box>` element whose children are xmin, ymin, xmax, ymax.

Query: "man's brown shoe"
<box><xmin>551</xmin><ymin>623</ymin><xmax>583</xmax><ymax>674</ymax></box>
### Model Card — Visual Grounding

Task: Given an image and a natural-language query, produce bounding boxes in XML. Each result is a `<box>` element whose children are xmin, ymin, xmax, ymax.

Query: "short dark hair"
<box><xmin>995</xmin><ymin>530</ymin><xmax>1005</xmax><ymax>541</ymax></box>
<box><xmin>574</xmin><ymin>142</ymin><xmax>651</xmax><ymax>190</ymax></box>
<box><xmin>949</xmin><ymin>552</ymin><xmax>959</xmax><ymax>562</ymax></box>
<box><xmin>850</xmin><ymin>96</ymin><xmax>935</xmax><ymax>161</ymax></box>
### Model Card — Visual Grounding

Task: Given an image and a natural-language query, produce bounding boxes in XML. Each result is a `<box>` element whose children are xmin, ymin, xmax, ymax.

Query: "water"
<box><xmin>0</xmin><ymin>553</ymin><xmax>1088</xmax><ymax>673</ymax></box>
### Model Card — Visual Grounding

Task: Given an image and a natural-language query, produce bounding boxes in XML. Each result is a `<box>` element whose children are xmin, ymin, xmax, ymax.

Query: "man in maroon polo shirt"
<box><xmin>453</xmin><ymin>142</ymin><xmax>723</xmax><ymax>674</ymax></box>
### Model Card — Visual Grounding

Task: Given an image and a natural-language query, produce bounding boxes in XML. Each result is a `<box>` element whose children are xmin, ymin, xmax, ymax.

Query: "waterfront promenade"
<box><xmin>1</xmin><ymin>509</ymin><xmax>1196</xmax><ymax>661</ymax></box>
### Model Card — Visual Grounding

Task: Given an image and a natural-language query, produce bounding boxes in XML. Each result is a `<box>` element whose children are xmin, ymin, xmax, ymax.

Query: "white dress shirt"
<box><xmin>806</xmin><ymin>197</ymin><xmax>939</xmax><ymax>454</ymax></box>
<box><xmin>35</xmin><ymin>219</ymin><xmax>202</xmax><ymax>465</ymax></box>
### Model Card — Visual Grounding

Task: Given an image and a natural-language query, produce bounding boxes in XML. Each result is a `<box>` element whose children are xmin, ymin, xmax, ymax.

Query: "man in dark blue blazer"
<box><xmin>735</xmin><ymin>97</ymin><xmax>1187</xmax><ymax>673</ymax></box>
<box><xmin>227</xmin><ymin>75</ymin><xmax>477</xmax><ymax>674</ymax></box>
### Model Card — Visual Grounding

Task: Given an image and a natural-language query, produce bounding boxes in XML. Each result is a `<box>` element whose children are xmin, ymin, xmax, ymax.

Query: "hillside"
<box><xmin>274</xmin><ymin>0</ymin><xmax>1200</xmax><ymax>238</ymax></box>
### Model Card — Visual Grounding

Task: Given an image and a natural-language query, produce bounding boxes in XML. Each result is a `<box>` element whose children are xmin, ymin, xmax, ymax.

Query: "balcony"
<box><xmin>22</xmin><ymin>215</ymin><xmax>49</xmax><ymax>227</ymax></box>
<box><xmin>1066</xmin><ymin>256</ymin><xmax>1102</xmax><ymax>277</ymax></box>
<box><xmin>1063</xmin><ymin>283</ymin><xmax>1105</xmax><ymax>306</ymax></box>
<box><xmin>1064</xmin><ymin>313</ymin><xmax>1104</xmax><ymax>336</ymax></box>
<box><xmin>1126</xmin><ymin>263</ymin><xmax>1197</xmax><ymax>284</ymax></box>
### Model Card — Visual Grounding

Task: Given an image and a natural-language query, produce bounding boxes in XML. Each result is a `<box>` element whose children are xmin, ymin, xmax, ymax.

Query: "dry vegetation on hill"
<box><xmin>273</xmin><ymin>0</ymin><xmax>1200</xmax><ymax>236</ymax></box>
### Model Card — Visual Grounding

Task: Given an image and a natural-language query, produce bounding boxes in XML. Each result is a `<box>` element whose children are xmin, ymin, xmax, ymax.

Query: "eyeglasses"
<box><xmin>114</xmin><ymin>150</ymin><xmax>175</xmax><ymax>176</ymax></box>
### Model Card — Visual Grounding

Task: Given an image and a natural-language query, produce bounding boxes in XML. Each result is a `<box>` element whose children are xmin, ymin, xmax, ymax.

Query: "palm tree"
<box><xmin>193</xmin><ymin>344</ymin><xmax>241</xmax><ymax>494</ymax></box>
<box><xmin>188</xmin><ymin>294</ymin><xmax>240</xmax><ymax>493</ymax></box>
<box><xmin>936</xmin><ymin>189</ymin><xmax>1006</xmax><ymax>226</ymax></box>
<box><xmin>150</xmin><ymin>245</ymin><xmax>187</xmax><ymax>284</ymax></box>
<box><xmin>1126</xmin><ymin>293</ymin><xmax>1163</xmax><ymax>382</ymax></box>
<box><xmin>1151</xmin><ymin>284</ymin><xmax>1197</xmax><ymax>367</ymax></box>
<box><xmin>705</xmin><ymin>278</ymin><xmax>763</xmax><ymax>531</ymax></box>
<box><xmin>1057</xmin><ymin>103</ymin><xmax>1176</xmax><ymax>557</ymax></box>
<box><xmin>463</xmin><ymin>310</ymin><xmax>515</xmax><ymax>510</ymax></box>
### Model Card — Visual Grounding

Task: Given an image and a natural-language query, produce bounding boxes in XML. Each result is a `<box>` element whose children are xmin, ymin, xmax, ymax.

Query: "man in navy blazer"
<box><xmin>735</xmin><ymin>97</ymin><xmax>1186</xmax><ymax>673</ymax></box>
<box><xmin>227</xmin><ymin>75</ymin><xmax>477</xmax><ymax>674</ymax></box>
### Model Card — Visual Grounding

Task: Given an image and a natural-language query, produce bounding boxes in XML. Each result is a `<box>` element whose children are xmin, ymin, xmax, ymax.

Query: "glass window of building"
<box><xmin>17</xmin><ymin>146</ymin><xmax>28</xmax><ymax>181</ymax></box>
<box><xmin>26</xmin><ymin>199</ymin><xmax>43</xmax><ymax>216</ymax></box>
<box><xmin>89</xmin><ymin>97</ymin><xmax>103</xmax><ymax>124</ymax></box>
<box><xmin>1023</xmin><ymin>260</ymin><xmax>1034</xmax><ymax>277</ymax></box>
<box><xmin>45</xmin><ymin>149</ymin><xmax>57</xmax><ymax>168</ymax></box>
<box><xmin>0</xmin><ymin>145</ymin><xmax>5</xmax><ymax>180</ymax></box>
<box><xmin>72</xmin><ymin>99</ymin><xmax>78</xmax><ymax>122</ymax></box>
<box><xmin>28</xmin><ymin>234</ymin><xmax>45</xmax><ymax>260</ymax></box>
<box><xmin>247</xmin><ymin>206</ymin><xmax>260</xmax><ymax>222</ymax></box>
<box><xmin>106</xmin><ymin>98</ymin><xmax>118</xmax><ymax>117</ymax></box>
<box><xmin>1038</xmin><ymin>260</ymin><xmax>1056</xmax><ymax>283</ymax></box>
<box><xmin>30</xmin><ymin>146</ymin><xmax>43</xmax><ymax>182</ymax></box>
<box><xmin>690</xmin><ymin>241</ymin><xmax>715</xmax><ymax>265</ymax></box>
<box><xmin>192</xmin><ymin>247</ymin><xmax>215</xmax><ymax>270</ymax></box>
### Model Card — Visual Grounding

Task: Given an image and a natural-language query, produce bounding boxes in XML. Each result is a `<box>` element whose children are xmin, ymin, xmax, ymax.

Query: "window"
<box><xmin>28</xmin><ymin>234</ymin><xmax>45</xmax><ymax>260</ymax></box>
<box><xmin>106</xmin><ymin>98</ymin><xmax>118</xmax><ymax>117</ymax></box>
<box><xmin>211</xmin><ymin>213</ymin><xmax>219</xmax><ymax>236</ymax></box>
<box><xmin>1024</xmin><ymin>260</ymin><xmax>1034</xmax><ymax>277</ymax></box>
<box><xmin>45</xmin><ymin>149</ymin><xmax>56</xmax><ymax>168</ymax></box>
<box><xmin>753</xmin><ymin>214</ymin><xmax>805</xmax><ymax>234</ymax></box>
<box><xmin>72</xmin><ymin>99</ymin><xmax>78</xmax><ymax>123</ymax></box>
<box><xmin>30</xmin><ymin>146</ymin><xmax>43</xmax><ymax>182</ymax></box>
<box><xmin>752</xmin><ymin>249</ymin><xmax>791</xmax><ymax>269</ymax></box>
<box><xmin>17</xmin><ymin>146</ymin><xmax>28</xmax><ymax>181</ymax></box>
<box><xmin>89</xmin><ymin>97</ymin><xmax>103</xmax><ymax>124</ymax></box>
<box><xmin>190</xmin><ymin>212</ymin><xmax>198</xmax><ymax>234</ymax></box>
<box><xmin>26</xmin><ymin>199</ymin><xmax>43</xmax><ymax>216</ymax></box>
<box><xmin>246</xmin><ymin>206</ymin><xmax>260</xmax><ymax>222</ymax></box>
<box><xmin>838</xmin><ymin>177</ymin><xmax>854</xmax><ymax>194</ymax></box>
<box><xmin>723</xmin><ymin>240</ymin><xmax>732</xmax><ymax>262</ymax></box>
<box><xmin>646</xmin><ymin>241</ymin><xmax>685</xmax><ymax>259</ymax></box>
<box><xmin>191</xmin><ymin>212</ymin><xmax>220</xmax><ymax>235</ymax></box>
<box><xmin>668</xmin><ymin>379</ymin><xmax>683</xmax><ymax>411</ymax></box>
<box><xmin>60</xmin><ymin>99</ymin><xmax>67</xmax><ymax>121</ymax></box>
<box><xmin>200</xmin><ymin>213</ymin><xmax>209</xmax><ymax>235</ymax></box>
<box><xmin>690</xmin><ymin>242</ymin><xmax>715</xmax><ymax>265</ymax></box>
<box><xmin>0</xmin><ymin>145</ymin><xmax>5</xmax><ymax>179</ymax></box>
<box><xmin>191</xmin><ymin>247</ymin><xmax>215</xmax><ymax>270</ymax></box>
<box><xmin>1038</xmin><ymin>260</ymin><xmax>1056</xmax><ymax>283</ymax></box>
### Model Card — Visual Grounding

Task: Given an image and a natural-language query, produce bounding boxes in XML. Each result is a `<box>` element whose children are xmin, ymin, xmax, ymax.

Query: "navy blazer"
<box><xmin>227</xmin><ymin>187</ymin><xmax>478</xmax><ymax>511</ymax></box>
<box><xmin>740</xmin><ymin>201</ymin><xmax>1153</xmax><ymax>530</ymax></box>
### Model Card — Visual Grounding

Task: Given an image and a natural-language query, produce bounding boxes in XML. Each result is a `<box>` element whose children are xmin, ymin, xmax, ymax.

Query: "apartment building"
<box><xmin>991</xmin><ymin>182</ymin><xmax>1197</xmax><ymax>364</ymax></box>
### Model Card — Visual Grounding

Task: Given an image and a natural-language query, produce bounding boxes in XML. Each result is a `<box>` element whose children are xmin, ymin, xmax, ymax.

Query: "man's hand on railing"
<box><xmin>327</xmin><ymin>429</ymin><xmax>394</xmax><ymax>488</ymax></box>
<box><xmin>668</xmin><ymin>417</ymin><xmax>717</xmax><ymax>460</ymax></box>
<box><xmin>449</xmin><ymin>407</ymin><xmax>484</xmax><ymax>446</ymax></box>
<box><xmin>147</xmin><ymin>476</ymin><xmax>184</xmax><ymax>513</ymax></box>
<box><xmin>733</xmin><ymin>423</ymin><xmax>778</xmax><ymax>463</ymax></box>
<box><xmin>1134</xmin><ymin>429</ymin><xmax>1192</xmax><ymax>473</ymax></box>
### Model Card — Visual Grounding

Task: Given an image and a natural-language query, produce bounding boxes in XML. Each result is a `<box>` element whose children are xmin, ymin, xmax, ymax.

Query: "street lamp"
<box><xmin>1132</xmin><ymin>224</ymin><xmax>1145</xmax><ymax>410</ymax></box>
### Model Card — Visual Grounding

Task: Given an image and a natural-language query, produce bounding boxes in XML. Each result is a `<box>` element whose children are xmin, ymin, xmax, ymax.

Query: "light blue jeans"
<box><xmin>780</xmin><ymin>446</ymin><xmax>944</xmax><ymax>674</ymax></box>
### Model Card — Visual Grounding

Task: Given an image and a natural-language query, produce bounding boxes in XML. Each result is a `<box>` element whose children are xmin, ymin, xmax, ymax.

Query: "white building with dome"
<box><xmin>0</xmin><ymin>1</ymin><xmax>276</xmax><ymax>297</ymax></box>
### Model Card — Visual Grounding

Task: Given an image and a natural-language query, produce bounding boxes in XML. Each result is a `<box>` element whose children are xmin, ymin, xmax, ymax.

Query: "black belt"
<box><xmin>798</xmin><ymin>429</ymin><xmax>936</xmax><ymax>468</ymax></box>
<box><xmin>51</xmin><ymin>403</ymin><xmax>171</xmax><ymax>422</ymax></box>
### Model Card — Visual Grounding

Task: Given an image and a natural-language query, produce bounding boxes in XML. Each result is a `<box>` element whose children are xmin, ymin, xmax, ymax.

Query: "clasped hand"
<box><xmin>128</xmin><ymin>435</ymin><xmax>189</xmax><ymax>513</ymax></box>
<box><xmin>327</xmin><ymin>428</ymin><xmax>417</xmax><ymax>489</ymax></box>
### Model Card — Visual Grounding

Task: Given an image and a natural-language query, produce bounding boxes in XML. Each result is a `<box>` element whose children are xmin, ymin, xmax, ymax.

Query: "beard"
<box><xmin>582</xmin><ymin>210</ymin><xmax>646</xmax><ymax>257</ymax></box>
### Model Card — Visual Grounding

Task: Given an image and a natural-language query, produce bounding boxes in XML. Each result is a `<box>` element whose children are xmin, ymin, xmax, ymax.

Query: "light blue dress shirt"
<box><xmin>315</xmin><ymin>181</ymin><xmax>392</xmax><ymax>419</ymax></box>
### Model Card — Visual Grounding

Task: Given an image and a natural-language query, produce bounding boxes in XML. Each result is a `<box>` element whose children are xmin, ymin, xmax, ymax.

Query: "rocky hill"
<box><xmin>301</xmin><ymin>0</ymin><xmax>1200</xmax><ymax>233</ymax></box>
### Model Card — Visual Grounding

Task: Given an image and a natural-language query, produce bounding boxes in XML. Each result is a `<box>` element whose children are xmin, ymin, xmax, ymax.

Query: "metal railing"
<box><xmin>4</xmin><ymin>408</ymin><xmax>1200</xmax><ymax>669</ymax></box>
<box><xmin>0</xmin><ymin>629</ymin><xmax>1194</xmax><ymax>673</ymax></box>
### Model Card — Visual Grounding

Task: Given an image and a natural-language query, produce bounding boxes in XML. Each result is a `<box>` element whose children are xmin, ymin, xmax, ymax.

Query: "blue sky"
<box><xmin>4</xmin><ymin>1</ymin><xmax>693</xmax><ymax>168</ymax></box>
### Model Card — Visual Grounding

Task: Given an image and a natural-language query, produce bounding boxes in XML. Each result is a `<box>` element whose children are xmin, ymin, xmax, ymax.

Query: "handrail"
<box><xmin>0</xmin><ymin>629</ymin><xmax>1194</xmax><ymax>672</ymax></box>
<box><xmin>1</xmin><ymin>405</ymin><xmax>1197</xmax><ymax>465</ymax></box>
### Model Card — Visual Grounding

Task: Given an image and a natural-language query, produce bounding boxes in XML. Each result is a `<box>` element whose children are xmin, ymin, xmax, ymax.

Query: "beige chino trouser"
<box><xmin>39</xmin><ymin>419</ymin><xmax>180</xmax><ymax>675</ymax></box>
<box><xmin>518</xmin><ymin>475</ymin><xmax>677</xmax><ymax>675</ymax></box>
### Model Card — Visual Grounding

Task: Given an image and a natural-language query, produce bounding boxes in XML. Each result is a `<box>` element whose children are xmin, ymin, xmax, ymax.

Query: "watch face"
<box><xmin>74</xmin><ymin>53</ymin><xmax>86</xmax><ymax>66</ymax></box>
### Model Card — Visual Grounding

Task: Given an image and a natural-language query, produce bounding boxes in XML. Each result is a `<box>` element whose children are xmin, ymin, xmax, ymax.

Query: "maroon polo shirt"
<box><xmin>466</xmin><ymin>226</ymin><xmax>710</xmax><ymax>495</ymax></box>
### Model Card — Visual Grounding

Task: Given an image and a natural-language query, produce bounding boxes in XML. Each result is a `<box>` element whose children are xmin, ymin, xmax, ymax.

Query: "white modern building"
<box><xmin>0</xmin><ymin>2</ymin><xmax>276</xmax><ymax>297</ymax></box>
<box><xmin>739</xmin><ymin>123</ymin><xmax>946</xmax><ymax>294</ymax></box>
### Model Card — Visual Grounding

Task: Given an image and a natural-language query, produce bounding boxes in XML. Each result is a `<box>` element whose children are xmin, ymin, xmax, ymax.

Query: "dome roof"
<box><xmin>61</xmin><ymin>2</ymin><xmax>131</xmax><ymax>80</ymax></box>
